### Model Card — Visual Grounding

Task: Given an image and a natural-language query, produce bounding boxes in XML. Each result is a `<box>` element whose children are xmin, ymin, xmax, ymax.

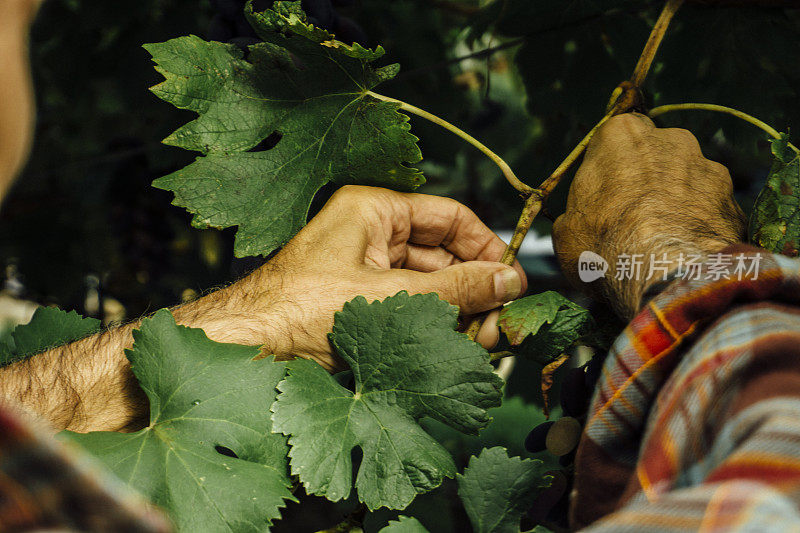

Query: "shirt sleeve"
<box><xmin>571</xmin><ymin>245</ymin><xmax>800</xmax><ymax>531</ymax></box>
<box><xmin>0</xmin><ymin>403</ymin><xmax>172</xmax><ymax>532</ymax></box>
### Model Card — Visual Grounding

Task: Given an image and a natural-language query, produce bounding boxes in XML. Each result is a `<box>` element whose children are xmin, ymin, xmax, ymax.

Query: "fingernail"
<box><xmin>494</xmin><ymin>268</ymin><xmax>522</xmax><ymax>302</ymax></box>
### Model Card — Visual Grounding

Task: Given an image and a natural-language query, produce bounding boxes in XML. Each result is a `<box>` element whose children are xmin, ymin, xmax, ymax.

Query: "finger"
<box><xmin>475</xmin><ymin>309</ymin><xmax>501</xmax><ymax>350</ymax></box>
<box><xmin>403</xmin><ymin>244</ymin><xmax>527</xmax><ymax>297</ymax></box>
<box><xmin>312</xmin><ymin>186</ymin><xmax>511</xmax><ymax>267</ymax></box>
<box><xmin>402</xmin><ymin>193</ymin><xmax>509</xmax><ymax>262</ymax></box>
<box><xmin>401</xmin><ymin>244</ymin><xmax>461</xmax><ymax>272</ymax></box>
<box><xmin>376</xmin><ymin>261</ymin><xmax>524</xmax><ymax>315</ymax></box>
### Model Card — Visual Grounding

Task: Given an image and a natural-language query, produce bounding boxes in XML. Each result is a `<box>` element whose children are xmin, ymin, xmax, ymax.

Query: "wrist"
<box><xmin>172</xmin><ymin>269</ymin><xmax>282</xmax><ymax>348</ymax></box>
<box><xmin>600</xmin><ymin>235</ymin><xmax>733</xmax><ymax>319</ymax></box>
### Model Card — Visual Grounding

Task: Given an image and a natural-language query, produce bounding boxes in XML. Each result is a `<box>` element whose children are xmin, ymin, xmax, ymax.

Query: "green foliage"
<box><xmin>654</xmin><ymin>6</ymin><xmax>800</xmax><ymax>149</ymax></box>
<box><xmin>3</xmin><ymin>0</ymin><xmax>216</xmax><ymax>311</ymax></box>
<box><xmin>146</xmin><ymin>1</ymin><xmax>424</xmax><ymax>258</ymax></box>
<box><xmin>750</xmin><ymin>133</ymin><xmax>800</xmax><ymax>257</ymax></box>
<box><xmin>380</xmin><ymin>516</ymin><xmax>431</xmax><ymax>533</ymax></box>
<box><xmin>271</xmin><ymin>292</ymin><xmax>503</xmax><ymax>511</ymax></box>
<box><xmin>457</xmin><ymin>447</ymin><xmax>551</xmax><ymax>533</ymax></box>
<box><xmin>66</xmin><ymin>310</ymin><xmax>294</xmax><ymax>532</ymax></box>
<box><xmin>14</xmin><ymin>1</ymin><xmax>800</xmax><ymax>532</ymax></box>
<box><xmin>471</xmin><ymin>1</ymin><xmax>800</xmax><ymax>175</ymax></box>
<box><xmin>0</xmin><ymin>307</ymin><xmax>100</xmax><ymax>366</ymax></box>
<box><xmin>498</xmin><ymin>292</ymin><xmax>596</xmax><ymax>365</ymax></box>
<box><xmin>422</xmin><ymin>395</ymin><xmax>554</xmax><ymax>465</ymax></box>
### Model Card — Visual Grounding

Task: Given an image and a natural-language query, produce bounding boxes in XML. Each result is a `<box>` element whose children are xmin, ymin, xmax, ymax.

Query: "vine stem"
<box><xmin>630</xmin><ymin>0</ymin><xmax>684</xmax><ymax>87</ymax></box>
<box><xmin>463</xmin><ymin>114</ymin><xmax>614</xmax><ymax>339</ymax></box>
<box><xmin>463</xmin><ymin>0</ymin><xmax>684</xmax><ymax>341</ymax></box>
<box><xmin>366</xmin><ymin>91</ymin><xmax>534</xmax><ymax>195</ymax></box>
<box><xmin>649</xmin><ymin>103</ymin><xmax>800</xmax><ymax>154</ymax></box>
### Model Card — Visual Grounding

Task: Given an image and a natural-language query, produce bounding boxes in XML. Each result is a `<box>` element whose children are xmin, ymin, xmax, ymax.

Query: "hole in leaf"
<box><xmin>249</xmin><ymin>131</ymin><xmax>283</xmax><ymax>152</ymax></box>
<box><xmin>333</xmin><ymin>369</ymin><xmax>355</xmax><ymax>392</ymax></box>
<box><xmin>215</xmin><ymin>445</ymin><xmax>238</xmax><ymax>459</ymax></box>
<box><xmin>350</xmin><ymin>446</ymin><xmax>363</xmax><ymax>479</ymax></box>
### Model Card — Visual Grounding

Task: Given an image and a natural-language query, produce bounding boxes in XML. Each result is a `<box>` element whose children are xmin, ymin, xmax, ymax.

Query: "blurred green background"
<box><xmin>3</xmin><ymin>0</ymin><xmax>799</xmax><ymax>321</ymax></box>
<box><xmin>1</xmin><ymin>1</ymin><xmax>798</xmax><ymax>530</ymax></box>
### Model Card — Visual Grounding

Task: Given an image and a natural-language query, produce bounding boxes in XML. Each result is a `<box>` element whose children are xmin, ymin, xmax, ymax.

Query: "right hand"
<box><xmin>552</xmin><ymin>113</ymin><xmax>746</xmax><ymax>317</ymax></box>
<box><xmin>233</xmin><ymin>186</ymin><xmax>526</xmax><ymax>371</ymax></box>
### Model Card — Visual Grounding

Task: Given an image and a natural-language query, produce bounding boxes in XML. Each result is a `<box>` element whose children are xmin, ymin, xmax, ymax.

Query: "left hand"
<box><xmin>552</xmin><ymin>114</ymin><xmax>745</xmax><ymax>317</ymax></box>
<box><xmin>238</xmin><ymin>185</ymin><xmax>527</xmax><ymax>371</ymax></box>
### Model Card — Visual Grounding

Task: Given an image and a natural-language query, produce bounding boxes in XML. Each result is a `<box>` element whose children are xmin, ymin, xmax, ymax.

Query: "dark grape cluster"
<box><xmin>520</xmin><ymin>355</ymin><xmax>611</xmax><ymax>527</ymax></box>
<box><xmin>559</xmin><ymin>354</ymin><xmax>606</xmax><ymax>418</ymax></box>
<box><xmin>207</xmin><ymin>0</ymin><xmax>367</xmax><ymax>47</ymax></box>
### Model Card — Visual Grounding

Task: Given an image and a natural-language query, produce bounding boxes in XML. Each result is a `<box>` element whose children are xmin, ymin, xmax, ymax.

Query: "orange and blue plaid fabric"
<box><xmin>572</xmin><ymin>244</ymin><xmax>800</xmax><ymax>531</ymax></box>
<box><xmin>0</xmin><ymin>403</ymin><xmax>171</xmax><ymax>532</ymax></box>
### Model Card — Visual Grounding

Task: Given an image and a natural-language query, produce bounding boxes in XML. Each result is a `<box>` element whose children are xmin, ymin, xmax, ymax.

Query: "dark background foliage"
<box><xmin>1</xmin><ymin>0</ymin><xmax>798</xmax><ymax>530</ymax></box>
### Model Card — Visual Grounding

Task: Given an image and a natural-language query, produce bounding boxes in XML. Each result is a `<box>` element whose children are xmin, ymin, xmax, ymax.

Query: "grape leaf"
<box><xmin>499</xmin><ymin>292</ymin><xmax>597</xmax><ymax>365</ymax></box>
<box><xmin>422</xmin><ymin>395</ymin><xmax>553</xmax><ymax>464</ymax></box>
<box><xmin>146</xmin><ymin>1</ymin><xmax>423</xmax><ymax>258</ymax></box>
<box><xmin>380</xmin><ymin>516</ymin><xmax>430</xmax><ymax>533</ymax></box>
<box><xmin>0</xmin><ymin>307</ymin><xmax>100</xmax><ymax>366</ymax></box>
<box><xmin>750</xmin><ymin>133</ymin><xmax>800</xmax><ymax>257</ymax></box>
<box><xmin>271</xmin><ymin>292</ymin><xmax>503</xmax><ymax>510</ymax></box>
<box><xmin>457</xmin><ymin>447</ymin><xmax>552</xmax><ymax>533</ymax></box>
<box><xmin>498</xmin><ymin>291</ymin><xmax>574</xmax><ymax>345</ymax></box>
<box><xmin>65</xmin><ymin>309</ymin><xmax>294</xmax><ymax>532</ymax></box>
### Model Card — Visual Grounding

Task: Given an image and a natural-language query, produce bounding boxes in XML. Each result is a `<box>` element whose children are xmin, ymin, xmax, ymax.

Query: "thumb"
<box><xmin>390</xmin><ymin>261</ymin><xmax>524</xmax><ymax>315</ymax></box>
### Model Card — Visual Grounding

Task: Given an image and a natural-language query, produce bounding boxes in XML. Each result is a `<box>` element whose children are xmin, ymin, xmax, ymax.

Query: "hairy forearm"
<box><xmin>0</xmin><ymin>322</ymin><xmax>144</xmax><ymax>432</ymax></box>
<box><xmin>0</xmin><ymin>267</ymin><xmax>284</xmax><ymax>433</ymax></box>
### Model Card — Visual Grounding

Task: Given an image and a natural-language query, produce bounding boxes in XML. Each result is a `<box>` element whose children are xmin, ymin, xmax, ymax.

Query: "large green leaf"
<box><xmin>498</xmin><ymin>292</ymin><xmax>596</xmax><ymax>365</ymax></box>
<box><xmin>0</xmin><ymin>307</ymin><xmax>101</xmax><ymax>366</ymax></box>
<box><xmin>457</xmin><ymin>447</ymin><xmax>551</xmax><ymax>533</ymax></box>
<box><xmin>750</xmin><ymin>133</ymin><xmax>800</xmax><ymax>256</ymax></box>
<box><xmin>271</xmin><ymin>292</ymin><xmax>503</xmax><ymax>511</ymax></box>
<box><xmin>146</xmin><ymin>1</ymin><xmax>423</xmax><ymax>258</ymax></box>
<box><xmin>65</xmin><ymin>310</ymin><xmax>294</xmax><ymax>532</ymax></box>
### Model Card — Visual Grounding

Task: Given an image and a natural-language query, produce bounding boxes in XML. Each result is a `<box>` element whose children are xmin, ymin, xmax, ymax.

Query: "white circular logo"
<box><xmin>578</xmin><ymin>251</ymin><xmax>608</xmax><ymax>282</ymax></box>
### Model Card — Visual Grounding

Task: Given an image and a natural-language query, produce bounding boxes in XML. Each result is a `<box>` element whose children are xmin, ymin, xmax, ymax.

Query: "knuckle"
<box><xmin>705</xmin><ymin>160</ymin><xmax>734</xmax><ymax>190</ymax></box>
<box><xmin>331</xmin><ymin>184</ymin><xmax>368</xmax><ymax>204</ymax></box>
<box><xmin>449</xmin><ymin>268</ymin><xmax>477</xmax><ymax>309</ymax></box>
<box><xmin>608</xmin><ymin>113</ymin><xmax>648</xmax><ymax>134</ymax></box>
<box><xmin>663</xmin><ymin>128</ymin><xmax>701</xmax><ymax>151</ymax></box>
<box><xmin>590</xmin><ymin>114</ymin><xmax>649</xmax><ymax>151</ymax></box>
<box><xmin>607</xmin><ymin>113</ymin><xmax>639</xmax><ymax>130</ymax></box>
<box><xmin>705</xmin><ymin>159</ymin><xmax>731</xmax><ymax>177</ymax></box>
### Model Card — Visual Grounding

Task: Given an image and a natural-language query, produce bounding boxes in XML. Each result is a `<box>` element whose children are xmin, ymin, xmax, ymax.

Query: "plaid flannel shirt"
<box><xmin>0</xmin><ymin>404</ymin><xmax>171</xmax><ymax>532</ymax></box>
<box><xmin>573</xmin><ymin>245</ymin><xmax>800</xmax><ymax>531</ymax></box>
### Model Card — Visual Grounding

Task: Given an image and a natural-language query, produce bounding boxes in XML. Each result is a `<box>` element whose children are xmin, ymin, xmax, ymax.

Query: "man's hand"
<box><xmin>243</xmin><ymin>185</ymin><xmax>527</xmax><ymax>371</ymax></box>
<box><xmin>0</xmin><ymin>186</ymin><xmax>524</xmax><ymax>432</ymax></box>
<box><xmin>553</xmin><ymin>113</ymin><xmax>745</xmax><ymax>317</ymax></box>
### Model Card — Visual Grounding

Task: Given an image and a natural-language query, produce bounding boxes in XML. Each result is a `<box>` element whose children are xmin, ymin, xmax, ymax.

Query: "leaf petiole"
<box><xmin>366</xmin><ymin>91</ymin><xmax>534</xmax><ymax>195</ymax></box>
<box><xmin>649</xmin><ymin>103</ymin><xmax>800</xmax><ymax>154</ymax></box>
